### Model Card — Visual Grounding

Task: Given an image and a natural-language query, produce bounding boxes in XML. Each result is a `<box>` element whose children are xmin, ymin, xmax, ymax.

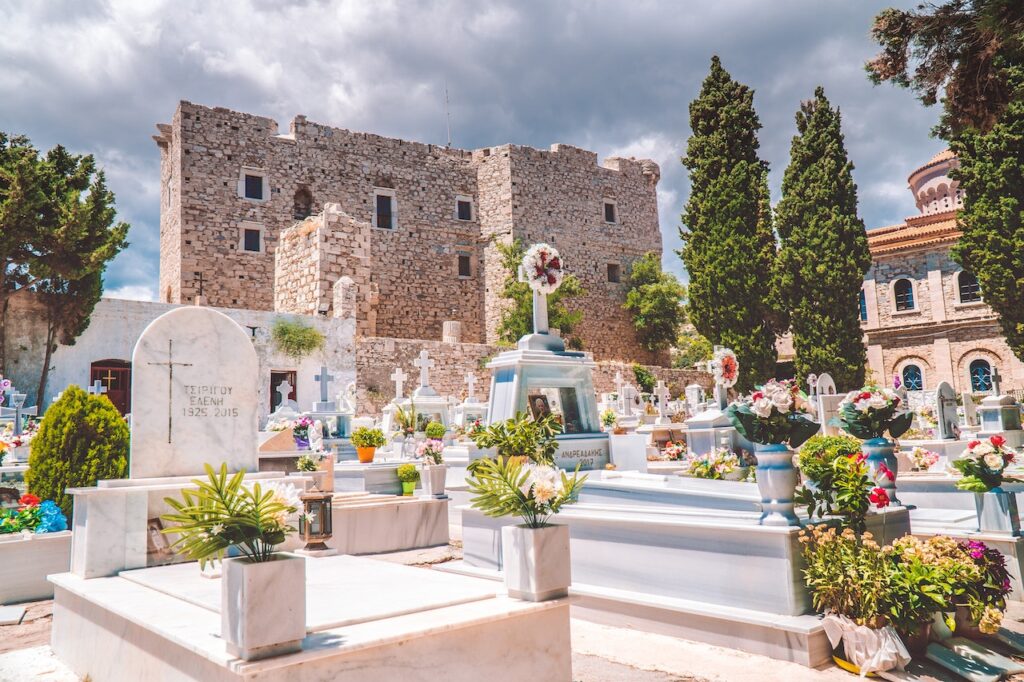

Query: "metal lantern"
<box><xmin>298</xmin><ymin>489</ymin><xmax>333</xmax><ymax>552</ymax></box>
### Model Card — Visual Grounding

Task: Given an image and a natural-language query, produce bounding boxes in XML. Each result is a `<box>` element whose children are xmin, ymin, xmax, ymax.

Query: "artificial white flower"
<box><xmin>521</xmin><ymin>464</ymin><xmax>562</xmax><ymax>504</ymax></box>
<box><xmin>259</xmin><ymin>481</ymin><xmax>301</xmax><ymax>527</ymax></box>
<box><xmin>974</xmin><ymin>442</ymin><xmax>996</xmax><ymax>457</ymax></box>
<box><xmin>771</xmin><ymin>391</ymin><xmax>793</xmax><ymax>412</ymax></box>
<box><xmin>752</xmin><ymin>397</ymin><xmax>774</xmax><ymax>418</ymax></box>
<box><xmin>855</xmin><ymin>398</ymin><xmax>873</xmax><ymax>413</ymax></box>
<box><xmin>868</xmin><ymin>394</ymin><xmax>889</xmax><ymax>410</ymax></box>
<box><xmin>983</xmin><ymin>453</ymin><xmax>1004</xmax><ymax>469</ymax></box>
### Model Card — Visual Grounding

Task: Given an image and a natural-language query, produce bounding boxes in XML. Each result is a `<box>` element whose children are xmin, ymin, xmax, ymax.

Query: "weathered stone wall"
<box><xmin>157</xmin><ymin>101</ymin><xmax>663</xmax><ymax>363</ymax></box>
<box><xmin>590</xmin><ymin>361</ymin><xmax>714</xmax><ymax>400</ymax></box>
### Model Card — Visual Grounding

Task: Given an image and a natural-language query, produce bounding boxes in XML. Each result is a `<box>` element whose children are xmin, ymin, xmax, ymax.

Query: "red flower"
<box><xmin>18</xmin><ymin>493</ymin><xmax>40</xmax><ymax>507</ymax></box>
<box><xmin>549</xmin><ymin>257</ymin><xmax>560</xmax><ymax>269</ymax></box>
<box><xmin>990</xmin><ymin>435</ymin><xmax>1006</xmax><ymax>448</ymax></box>
<box><xmin>869</xmin><ymin>487</ymin><xmax>890</xmax><ymax>508</ymax></box>
<box><xmin>547</xmin><ymin>273</ymin><xmax>556</xmax><ymax>285</ymax></box>
<box><xmin>878</xmin><ymin>463</ymin><xmax>895</xmax><ymax>482</ymax></box>
<box><xmin>968</xmin><ymin>440</ymin><xmax>981</xmax><ymax>450</ymax></box>
<box><xmin>752</xmin><ymin>391</ymin><xmax>764</xmax><ymax>400</ymax></box>
<box><xmin>859</xmin><ymin>392</ymin><xmax>872</xmax><ymax>400</ymax></box>
<box><xmin>893</xmin><ymin>396</ymin><xmax>901</xmax><ymax>405</ymax></box>
<box><xmin>1005</xmin><ymin>452</ymin><xmax>1017</xmax><ymax>465</ymax></box>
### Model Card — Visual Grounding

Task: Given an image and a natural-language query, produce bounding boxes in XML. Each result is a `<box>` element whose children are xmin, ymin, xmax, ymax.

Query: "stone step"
<box><xmin>942</xmin><ymin>637</ymin><xmax>1024</xmax><ymax>675</ymax></box>
<box><xmin>993</xmin><ymin>628</ymin><xmax>1024</xmax><ymax>656</ymax></box>
<box><xmin>925</xmin><ymin>642</ymin><xmax>1004</xmax><ymax>682</ymax></box>
<box><xmin>878</xmin><ymin>660</ymin><xmax>966</xmax><ymax>681</ymax></box>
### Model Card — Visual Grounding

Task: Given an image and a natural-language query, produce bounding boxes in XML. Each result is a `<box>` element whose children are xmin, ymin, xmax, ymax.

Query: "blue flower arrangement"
<box><xmin>35</xmin><ymin>500</ymin><xmax>68</xmax><ymax>533</ymax></box>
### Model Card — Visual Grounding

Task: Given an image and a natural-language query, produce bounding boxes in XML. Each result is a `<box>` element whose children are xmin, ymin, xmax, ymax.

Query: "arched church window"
<box><xmin>970</xmin><ymin>359</ymin><xmax>992</xmax><ymax>392</ymax></box>
<box><xmin>901</xmin><ymin>364</ymin><xmax>923</xmax><ymax>391</ymax></box>
<box><xmin>293</xmin><ymin>187</ymin><xmax>313</xmax><ymax>220</ymax></box>
<box><xmin>958</xmin><ymin>271</ymin><xmax>982</xmax><ymax>303</ymax></box>
<box><xmin>893</xmin><ymin>278</ymin><xmax>915</xmax><ymax>311</ymax></box>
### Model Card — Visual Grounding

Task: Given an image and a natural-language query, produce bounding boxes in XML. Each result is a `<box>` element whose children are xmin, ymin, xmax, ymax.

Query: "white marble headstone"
<box><xmin>935</xmin><ymin>381</ymin><xmax>958</xmax><ymax>440</ymax></box>
<box><xmin>129</xmin><ymin>307</ymin><xmax>259</xmax><ymax>479</ymax></box>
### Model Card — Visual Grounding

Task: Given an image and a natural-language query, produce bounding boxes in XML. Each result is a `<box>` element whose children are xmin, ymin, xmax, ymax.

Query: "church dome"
<box><xmin>907</xmin><ymin>149</ymin><xmax>962</xmax><ymax>216</ymax></box>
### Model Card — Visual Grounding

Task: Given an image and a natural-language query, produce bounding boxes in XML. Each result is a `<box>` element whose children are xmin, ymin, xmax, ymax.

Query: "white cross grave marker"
<box><xmin>276</xmin><ymin>379</ymin><xmax>293</xmax><ymax>406</ymax></box>
<box><xmin>314</xmin><ymin>366</ymin><xmax>335</xmax><ymax>404</ymax></box>
<box><xmin>654</xmin><ymin>380</ymin><xmax>671</xmax><ymax>425</ymax></box>
<box><xmin>88</xmin><ymin>379</ymin><xmax>107</xmax><ymax>395</ymax></box>
<box><xmin>465</xmin><ymin>371</ymin><xmax>478</xmax><ymax>402</ymax></box>
<box><xmin>992</xmin><ymin>366</ymin><xmax>1003</xmax><ymax>396</ymax></box>
<box><xmin>390</xmin><ymin>367</ymin><xmax>408</xmax><ymax>400</ymax></box>
<box><xmin>413</xmin><ymin>350</ymin><xmax>436</xmax><ymax>396</ymax></box>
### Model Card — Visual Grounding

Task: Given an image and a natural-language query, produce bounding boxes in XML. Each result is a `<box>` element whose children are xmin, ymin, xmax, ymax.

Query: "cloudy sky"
<box><xmin>1</xmin><ymin>0</ymin><xmax>941</xmax><ymax>300</ymax></box>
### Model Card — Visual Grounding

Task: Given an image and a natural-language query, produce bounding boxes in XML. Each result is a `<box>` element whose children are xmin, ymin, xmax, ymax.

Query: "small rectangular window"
<box><xmin>376</xmin><ymin>193</ymin><xmax>393</xmax><ymax>229</ymax></box>
<box><xmin>607</xmin><ymin>263</ymin><xmax>621</xmax><ymax>283</ymax></box>
<box><xmin>244</xmin><ymin>174</ymin><xmax>263</xmax><ymax>200</ymax></box>
<box><xmin>859</xmin><ymin>290</ymin><xmax>868</xmax><ymax>322</ymax></box>
<box><xmin>243</xmin><ymin>228</ymin><xmax>261</xmax><ymax>252</ymax></box>
<box><xmin>457</xmin><ymin>199</ymin><xmax>473</xmax><ymax>221</ymax></box>
<box><xmin>604</xmin><ymin>201</ymin><xmax>617</xmax><ymax>223</ymax></box>
<box><xmin>458</xmin><ymin>253</ymin><xmax>472</xmax><ymax>278</ymax></box>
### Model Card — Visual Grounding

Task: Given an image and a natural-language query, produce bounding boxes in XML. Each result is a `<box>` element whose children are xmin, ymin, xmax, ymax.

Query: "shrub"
<box><xmin>796</xmin><ymin>435</ymin><xmax>862</xmax><ymax>484</ymax></box>
<box><xmin>424</xmin><ymin>421</ymin><xmax>446</xmax><ymax>439</ymax></box>
<box><xmin>632</xmin><ymin>363</ymin><xmax>656</xmax><ymax>394</ymax></box>
<box><xmin>271</xmin><ymin>317</ymin><xmax>325</xmax><ymax>361</ymax></box>
<box><xmin>397</xmin><ymin>463</ymin><xmax>420</xmax><ymax>483</ymax></box>
<box><xmin>26</xmin><ymin>385</ymin><xmax>129</xmax><ymax>518</ymax></box>
<box><xmin>470</xmin><ymin>412</ymin><xmax>561</xmax><ymax>463</ymax></box>
<box><xmin>351</xmin><ymin>427</ymin><xmax>386</xmax><ymax>449</ymax></box>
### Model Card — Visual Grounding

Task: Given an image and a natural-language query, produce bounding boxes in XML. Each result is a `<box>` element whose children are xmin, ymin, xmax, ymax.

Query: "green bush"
<box><xmin>26</xmin><ymin>385</ymin><xmax>129</xmax><ymax>518</ymax></box>
<box><xmin>351</xmin><ymin>427</ymin><xmax>386</xmax><ymax>449</ymax></box>
<box><xmin>397</xmin><ymin>463</ymin><xmax>420</xmax><ymax>483</ymax></box>
<box><xmin>796</xmin><ymin>435</ymin><xmax>862</xmax><ymax>483</ymax></box>
<box><xmin>424</xmin><ymin>421</ymin><xmax>446</xmax><ymax>439</ymax></box>
<box><xmin>632</xmin><ymin>364</ymin><xmax>656</xmax><ymax>394</ymax></box>
<box><xmin>271</xmin><ymin>317</ymin><xmax>325</xmax><ymax>361</ymax></box>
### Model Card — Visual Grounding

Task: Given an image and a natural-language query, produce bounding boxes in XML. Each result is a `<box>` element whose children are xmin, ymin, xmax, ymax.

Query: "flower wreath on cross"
<box><xmin>521</xmin><ymin>243</ymin><xmax>564</xmax><ymax>294</ymax></box>
<box><xmin>0</xmin><ymin>376</ymin><xmax>10</xmax><ymax>407</ymax></box>
<box><xmin>712</xmin><ymin>348</ymin><xmax>739</xmax><ymax>389</ymax></box>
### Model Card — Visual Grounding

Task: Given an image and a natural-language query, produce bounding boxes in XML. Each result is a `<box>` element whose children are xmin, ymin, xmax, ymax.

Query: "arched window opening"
<box><xmin>958</xmin><ymin>271</ymin><xmax>982</xmax><ymax>303</ymax></box>
<box><xmin>901</xmin><ymin>364</ymin><xmax>923</xmax><ymax>391</ymax></box>
<box><xmin>293</xmin><ymin>187</ymin><xmax>313</xmax><ymax>220</ymax></box>
<box><xmin>970</xmin><ymin>359</ymin><xmax>992</xmax><ymax>392</ymax></box>
<box><xmin>894</xmin><ymin>278</ymin><xmax>915</xmax><ymax>311</ymax></box>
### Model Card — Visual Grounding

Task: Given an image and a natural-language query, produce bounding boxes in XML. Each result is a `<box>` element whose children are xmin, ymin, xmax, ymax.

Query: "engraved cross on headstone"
<box><xmin>88</xmin><ymin>379</ymin><xmax>107</xmax><ymax>395</ymax></box>
<box><xmin>390</xmin><ymin>367</ymin><xmax>408</xmax><ymax>400</ymax></box>
<box><xmin>991</xmin><ymin>367</ymin><xmax>1003</xmax><ymax>396</ymax></box>
<box><xmin>147</xmin><ymin>339</ymin><xmax>193</xmax><ymax>444</ymax></box>
<box><xmin>314</xmin><ymin>366</ymin><xmax>334</xmax><ymax>403</ymax></box>
<box><xmin>465</xmin><ymin>371</ymin><xmax>478</xmax><ymax>402</ymax></box>
<box><xmin>413</xmin><ymin>350</ymin><xmax>434</xmax><ymax>391</ymax></box>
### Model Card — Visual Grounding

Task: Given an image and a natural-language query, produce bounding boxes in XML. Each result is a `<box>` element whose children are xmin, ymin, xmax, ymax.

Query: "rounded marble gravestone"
<box><xmin>129</xmin><ymin>307</ymin><xmax>259</xmax><ymax>479</ymax></box>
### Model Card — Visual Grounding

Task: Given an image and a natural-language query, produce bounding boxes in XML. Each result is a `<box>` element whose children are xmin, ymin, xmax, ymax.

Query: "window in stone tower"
<box><xmin>893</xmin><ymin>278</ymin><xmax>915</xmax><ymax>311</ymax></box>
<box><xmin>242</xmin><ymin>228</ymin><xmax>262</xmax><ymax>253</ymax></box>
<box><xmin>456</xmin><ymin>196</ymin><xmax>473</xmax><ymax>221</ymax></box>
<box><xmin>603</xmin><ymin>200</ymin><xmax>617</xmax><ymax>224</ymax></box>
<box><xmin>293</xmin><ymin>187</ymin><xmax>313</xmax><ymax>220</ymax></box>
<box><xmin>859</xmin><ymin>289</ymin><xmax>868</xmax><ymax>322</ymax></box>
<box><xmin>957</xmin><ymin>271</ymin><xmax>982</xmax><ymax>303</ymax></box>
<box><xmin>244</xmin><ymin>174</ymin><xmax>264</xmax><ymax>200</ymax></box>
<box><xmin>373</xmin><ymin>189</ymin><xmax>396</xmax><ymax>229</ymax></box>
<box><xmin>607</xmin><ymin>263</ymin><xmax>621</xmax><ymax>283</ymax></box>
<box><xmin>457</xmin><ymin>252</ymin><xmax>473</xmax><ymax>278</ymax></box>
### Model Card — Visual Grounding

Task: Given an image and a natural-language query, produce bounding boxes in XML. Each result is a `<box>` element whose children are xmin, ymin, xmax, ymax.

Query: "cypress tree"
<box><xmin>950</xmin><ymin>67</ymin><xmax>1024</xmax><ymax>362</ymax></box>
<box><xmin>681</xmin><ymin>57</ymin><xmax>782</xmax><ymax>392</ymax></box>
<box><xmin>774</xmin><ymin>87</ymin><xmax>871</xmax><ymax>389</ymax></box>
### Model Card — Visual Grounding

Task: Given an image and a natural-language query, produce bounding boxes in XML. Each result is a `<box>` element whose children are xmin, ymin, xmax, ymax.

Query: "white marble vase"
<box><xmin>501</xmin><ymin>523</ymin><xmax>570</xmax><ymax>602</ymax></box>
<box><xmin>222</xmin><ymin>554</ymin><xmax>306</xmax><ymax>661</ymax></box>
<box><xmin>421</xmin><ymin>463</ymin><xmax>448</xmax><ymax>498</ymax></box>
<box><xmin>975</xmin><ymin>489</ymin><xmax>1021</xmax><ymax>536</ymax></box>
<box><xmin>754</xmin><ymin>442</ymin><xmax>800</xmax><ymax>527</ymax></box>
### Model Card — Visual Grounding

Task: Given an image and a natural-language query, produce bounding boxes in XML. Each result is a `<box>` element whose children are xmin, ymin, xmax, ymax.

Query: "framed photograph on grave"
<box><xmin>528</xmin><ymin>393</ymin><xmax>552</xmax><ymax>421</ymax></box>
<box><xmin>146</xmin><ymin>518</ymin><xmax>177</xmax><ymax>566</ymax></box>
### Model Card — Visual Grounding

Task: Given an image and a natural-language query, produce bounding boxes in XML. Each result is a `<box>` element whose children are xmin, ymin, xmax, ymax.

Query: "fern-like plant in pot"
<box><xmin>161</xmin><ymin>463</ymin><xmax>305</xmax><ymax>661</ymax></box>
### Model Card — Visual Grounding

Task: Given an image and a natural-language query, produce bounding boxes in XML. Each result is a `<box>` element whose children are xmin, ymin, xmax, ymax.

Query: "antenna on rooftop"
<box><xmin>445</xmin><ymin>81</ymin><xmax>452</xmax><ymax>148</ymax></box>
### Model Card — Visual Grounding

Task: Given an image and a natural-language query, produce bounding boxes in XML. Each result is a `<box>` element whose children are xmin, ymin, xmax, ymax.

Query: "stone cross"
<box><xmin>390</xmin><ymin>367</ymin><xmax>408</xmax><ymax>400</ymax></box>
<box><xmin>0</xmin><ymin>392</ymin><xmax>36</xmax><ymax>437</ymax></box>
<box><xmin>806</xmin><ymin>373</ymin><xmax>818</xmax><ymax>399</ymax></box>
<box><xmin>275</xmin><ymin>379</ymin><xmax>293</xmax><ymax>405</ymax></box>
<box><xmin>613</xmin><ymin>371</ymin><xmax>624</xmax><ymax>405</ymax></box>
<box><xmin>621</xmin><ymin>384</ymin><xmax>638</xmax><ymax>417</ymax></box>
<box><xmin>88</xmin><ymin>379</ymin><xmax>108</xmax><ymax>395</ymax></box>
<box><xmin>465</xmin><ymin>371</ymin><xmax>478</xmax><ymax>402</ymax></box>
<box><xmin>314</xmin><ymin>366</ymin><xmax>335</xmax><ymax>403</ymax></box>
<box><xmin>654</xmin><ymin>380</ymin><xmax>671</xmax><ymax>425</ymax></box>
<box><xmin>991</xmin><ymin>367</ymin><xmax>1003</xmax><ymax>396</ymax></box>
<box><xmin>413</xmin><ymin>350</ymin><xmax>435</xmax><ymax>391</ymax></box>
<box><xmin>146</xmin><ymin>339</ymin><xmax>194</xmax><ymax>444</ymax></box>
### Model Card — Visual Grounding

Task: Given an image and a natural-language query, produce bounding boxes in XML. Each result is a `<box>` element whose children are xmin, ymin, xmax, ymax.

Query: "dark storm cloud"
<box><xmin>0</xmin><ymin>0</ymin><xmax>937</xmax><ymax>296</ymax></box>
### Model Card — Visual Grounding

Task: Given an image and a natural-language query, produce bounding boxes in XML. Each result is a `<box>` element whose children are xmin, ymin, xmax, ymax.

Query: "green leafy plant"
<box><xmin>396</xmin><ymin>463</ymin><xmax>420</xmax><ymax>483</ymax></box>
<box><xmin>424</xmin><ymin>421</ymin><xmax>446</xmax><ymax>439</ymax></box>
<box><xmin>470</xmin><ymin>412</ymin><xmax>562</xmax><ymax>464</ymax></box>
<box><xmin>725</xmin><ymin>379</ymin><xmax>819</xmax><ymax>447</ymax></box>
<box><xmin>295</xmin><ymin>453</ymin><xmax>321</xmax><ymax>472</ymax></box>
<box><xmin>161</xmin><ymin>463</ymin><xmax>299</xmax><ymax>567</ymax></box>
<box><xmin>673</xmin><ymin>330</ymin><xmax>713</xmax><ymax>369</ymax></box>
<box><xmin>623</xmin><ymin>252</ymin><xmax>686</xmax><ymax>351</ymax></box>
<box><xmin>800</xmin><ymin>525</ymin><xmax>890</xmax><ymax>628</ymax></box>
<box><xmin>468</xmin><ymin>456</ymin><xmax>586</xmax><ymax>528</ymax></box>
<box><xmin>26</xmin><ymin>385</ymin><xmax>129</xmax><ymax>517</ymax></box>
<box><xmin>600</xmin><ymin>409</ymin><xmax>617</xmax><ymax>428</ymax></box>
<box><xmin>796</xmin><ymin>435</ymin><xmax>863</xmax><ymax>486</ymax></box>
<box><xmin>833</xmin><ymin>386</ymin><xmax>913</xmax><ymax>440</ymax></box>
<box><xmin>351</xmin><ymin>427</ymin><xmax>386</xmax><ymax>449</ymax></box>
<box><xmin>393</xmin><ymin>402</ymin><xmax>418</xmax><ymax>436</ymax></box>
<box><xmin>271</xmin><ymin>317</ymin><xmax>325</xmax><ymax>361</ymax></box>
<box><xmin>796</xmin><ymin>450</ymin><xmax>893</xmax><ymax>532</ymax></box>
<box><xmin>631</xmin><ymin>364</ymin><xmax>655</xmax><ymax>394</ymax></box>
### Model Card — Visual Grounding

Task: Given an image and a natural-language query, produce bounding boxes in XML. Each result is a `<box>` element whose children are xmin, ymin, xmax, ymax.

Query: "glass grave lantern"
<box><xmin>298</xmin><ymin>489</ymin><xmax>333</xmax><ymax>553</ymax></box>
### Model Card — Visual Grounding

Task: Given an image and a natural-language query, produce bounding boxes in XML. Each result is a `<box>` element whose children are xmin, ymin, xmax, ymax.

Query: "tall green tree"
<box><xmin>623</xmin><ymin>252</ymin><xmax>686</xmax><ymax>352</ymax></box>
<box><xmin>775</xmin><ymin>88</ymin><xmax>871</xmax><ymax>389</ymax></box>
<box><xmin>866</xmin><ymin>0</ymin><xmax>1024</xmax><ymax>136</ymax></box>
<box><xmin>949</xmin><ymin>69</ymin><xmax>1024</xmax><ymax>362</ymax></box>
<box><xmin>680</xmin><ymin>56</ymin><xmax>783</xmax><ymax>391</ymax></box>
<box><xmin>494</xmin><ymin>240</ymin><xmax>585</xmax><ymax>348</ymax></box>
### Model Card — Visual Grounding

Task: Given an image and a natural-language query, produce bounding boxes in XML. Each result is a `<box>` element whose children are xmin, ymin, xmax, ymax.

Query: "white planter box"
<box><xmin>421</xmin><ymin>464</ymin><xmax>447</xmax><ymax>499</ymax></box>
<box><xmin>501</xmin><ymin>524</ymin><xmax>570</xmax><ymax>602</ymax></box>
<box><xmin>609</xmin><ymin>433</ymin><xmax>648</xmax><ymax>473</ymax></box>
<box><xmin>975</xmin><ymin>490</ymin><xmax>1021</xmax><ymax>536</ymax></box>
<box><xmin>0</xmin><ymin>530</ymin><xmax>72</xmax><ymax>603</ymax></box>
<box><xmin>222</xmin><ymin>553</ymin><xmax>306</xmax><ymax>660</ymax></box>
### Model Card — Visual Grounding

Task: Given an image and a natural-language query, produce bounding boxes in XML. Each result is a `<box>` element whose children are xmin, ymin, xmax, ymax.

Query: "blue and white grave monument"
<box><xmin>977</xmin><ymin>367</ymin><xmax>1023</xmax><ymax>448</ymax></box>
<box><xmin>683</xmin><ymin>346</ymin><xmax>741</xmax><ymax>455</ymax></box>
<box><xmin>485</xmin><ymin>243</ymin><xmax>608</xmax><ymax>470</ymax></box>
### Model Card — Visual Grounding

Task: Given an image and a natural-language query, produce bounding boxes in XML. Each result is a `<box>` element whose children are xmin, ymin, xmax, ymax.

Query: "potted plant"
<box><xmin>795</xmin><ymin>436</ymin><xmax>894</xmax><ymax>533</ymax></box>
<box><xmin>351</xmin><ymin>426</ymin><xmax>386</xmax><ymax>464</ymax></box>
<box><xmin>725</xmin><ymin>379</ymin><xmax>819</xmax><ymax>526</ymax></box>
<box><xmin>397</xmin><ymin>463</ymin><xmax>419</xmax><ymax>495</ymax></box>
<box><xmin>952</xmin><ymin>435</ymin><xmax>1022</xmax><ymax>534</ymax></box>
<box><xmin>800</xmin><ymin>525</ymin><xmax>911</xmax><ymax>674</ymax></box>
<box><xmin>161</xmin><ymin>463</ymin><xmax>304</xmax><ymax>661</ymax></box>
<box><xmin>295</xmin><ymin>452</ymin><xmax>327</xmax><ymax>490</ymax></box>
<box><xmin>470</xmin><ymin>412</ymin><xmax>562</xmax><ymax>462</ymax></box>
<box><xmin>600</xmin><ymin>409</ymin><xmax>617</xmax><ymax>433</ymax></box>
<box><xmin>291</xmin><ymin>416</ymin><xmax>314</xmax><ymax>450</ymax></box>
<box><xmin>467</xmin><ymin>455</ymin><xmax>586</xmax><ymax>601</ymax></box>
<box><xmin>424</xmin><ymin>420</ymin><xmax>446</xmax><ymax>440</ymax></box>
<box><xmin>416</xmin><ymin>438</ymin><xmax>447</xmax><ymax>498</ymax></box>
<box><xmin>833</xmin><ymin>386</ymin><xmax>914</xmax><ymax>505</ymax></box>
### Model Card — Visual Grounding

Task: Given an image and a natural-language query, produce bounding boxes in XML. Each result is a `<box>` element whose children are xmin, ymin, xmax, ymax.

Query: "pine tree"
<box><xmin>680</xmin><ymin>56</ymin><xmax>782</xmax><ymax>392</ymax></box>
<box><xmin>775</xmin><ymin>87</ymin><xmax>871</xmax><ymax>389</ymax></box>
<box><xmin>950</xmin><ymin>67</ymin><xmax>1024</xmax><ymax>362</ymax></box>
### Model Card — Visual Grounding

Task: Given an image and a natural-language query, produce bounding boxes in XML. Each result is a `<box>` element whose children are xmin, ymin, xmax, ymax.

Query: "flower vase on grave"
<box><xmin>421</xmin><ymin>464</ymin><xmax>448</xmax><ymax>499</ymax></box>
<box><xmin>222</xmin><ymin>554</ymin><xmax>306</xmax><ymax>661</ymax></box>
<box><xmin>863</xmin><ymin>438</ymin><xmax>900</xmax><ymax>506</ymax></box>
<box><xmin>974</xmin><ymin>488</ymin><xmax>1021</xmax><ymax>536</ymax></box>
<box><xmin>753</xmin><ymin>442</ymin><xmax>800</xmax><ymax>527</ymax></box>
